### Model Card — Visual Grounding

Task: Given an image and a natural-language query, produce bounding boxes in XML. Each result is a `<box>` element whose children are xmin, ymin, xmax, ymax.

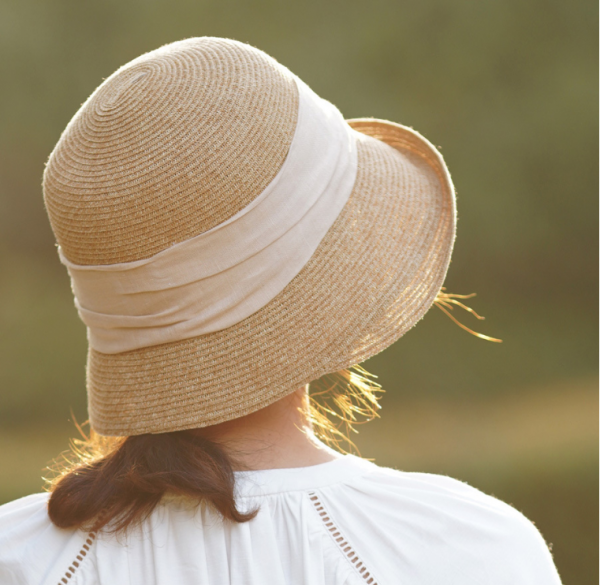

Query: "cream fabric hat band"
<box><xmin>58</xmin><ymin>78</ymin><xmax>358</xmax><ymax>354</ymax></box>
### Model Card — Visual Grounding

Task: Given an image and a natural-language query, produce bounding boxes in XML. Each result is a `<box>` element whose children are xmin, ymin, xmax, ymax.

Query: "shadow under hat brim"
<box><xmin>87</xmin><ymin>118</ymin><xmax>456</xmax><ymax>436</ymax></box>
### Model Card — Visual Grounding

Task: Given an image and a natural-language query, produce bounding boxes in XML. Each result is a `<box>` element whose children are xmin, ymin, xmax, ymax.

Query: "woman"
<box><xmin>0</xmin><ymin>38</ymin><xmax>561</xmax><ymax>584</ymax></box>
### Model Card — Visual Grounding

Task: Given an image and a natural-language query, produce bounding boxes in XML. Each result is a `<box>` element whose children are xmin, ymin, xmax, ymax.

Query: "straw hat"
<box><xmin>43</xmin><ymin>37</ymin><xmax>456</xmax><ymax>436</ymax></box>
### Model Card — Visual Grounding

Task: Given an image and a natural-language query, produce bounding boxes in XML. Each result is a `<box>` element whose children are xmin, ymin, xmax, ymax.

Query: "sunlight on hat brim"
<box><xmin>88</xmin><ymin>119</ymin><xmax>456</xmax><ymax>436</ymax></box>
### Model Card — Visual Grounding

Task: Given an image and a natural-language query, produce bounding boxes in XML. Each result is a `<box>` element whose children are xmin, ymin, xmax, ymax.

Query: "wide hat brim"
<box><xmin>88</xmin><ymin>118</ymin><xmax>456</xmax><ymax>436</ymax></box>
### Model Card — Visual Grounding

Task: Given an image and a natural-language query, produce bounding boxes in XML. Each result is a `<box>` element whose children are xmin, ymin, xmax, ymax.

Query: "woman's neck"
<box><xmin>192</xmin><ymin>387</ymin><xmax>340</xmax><ymax>470</ymax></box>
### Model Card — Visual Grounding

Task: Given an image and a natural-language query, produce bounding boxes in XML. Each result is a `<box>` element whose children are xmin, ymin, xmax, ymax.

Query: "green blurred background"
<box><xmin>0</xmin><ymin>0</ymin><xmax>597</xmax><ymax>582</ymax></box>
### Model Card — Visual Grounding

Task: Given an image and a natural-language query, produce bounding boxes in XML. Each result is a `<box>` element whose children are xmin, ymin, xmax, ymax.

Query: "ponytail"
<box><xmin>48</xmin><ymin>431</ymin><xmax>256</xmax><ymax>532</ymax></box>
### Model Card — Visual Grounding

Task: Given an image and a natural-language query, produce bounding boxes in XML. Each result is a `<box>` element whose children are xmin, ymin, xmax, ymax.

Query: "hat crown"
<box><xmin>43</xmin><ymin>38</ymin><xmax>299</xmax><ymax>265</ymax></box>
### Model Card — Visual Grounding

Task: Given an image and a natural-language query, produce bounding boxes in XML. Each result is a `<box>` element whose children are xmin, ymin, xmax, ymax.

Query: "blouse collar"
<box><xmin>234</xmin><ymin>454</ymin><xmax>376</xmax><ymax>498</ymax></box>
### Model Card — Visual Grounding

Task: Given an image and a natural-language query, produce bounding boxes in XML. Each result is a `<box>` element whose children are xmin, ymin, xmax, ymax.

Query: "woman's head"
<box><xmin>42</xmin><ymin>37</ymin><xmax>455</xmax><ymax>438</ymax></box>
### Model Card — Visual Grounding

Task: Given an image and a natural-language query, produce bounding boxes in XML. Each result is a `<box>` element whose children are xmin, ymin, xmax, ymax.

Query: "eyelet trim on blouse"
<box><xmin>308</xmin><ymin>492</ymin><xmax>378</xmax><ymax>584</ymax></box>
<box><xmin>57</xmin><ymin>531</ymin><xmax>97</xmax><ymax>584</ymax></box>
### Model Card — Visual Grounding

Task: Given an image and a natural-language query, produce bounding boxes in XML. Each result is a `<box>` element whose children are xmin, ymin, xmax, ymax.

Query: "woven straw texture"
<box><xmin>43</xmin><ymin>38</ymin><xmax>456</xmax><ymax>436</ymax></box>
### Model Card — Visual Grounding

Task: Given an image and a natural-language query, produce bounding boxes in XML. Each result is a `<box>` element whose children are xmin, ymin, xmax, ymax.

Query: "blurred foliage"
<box><xmin>0</xmin><ymin>0</ymin><xmax>597</xmax><ymax>583</ymax></box>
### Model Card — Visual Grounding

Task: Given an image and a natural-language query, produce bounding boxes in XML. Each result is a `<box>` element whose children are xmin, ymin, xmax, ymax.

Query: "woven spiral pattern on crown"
<box><xmin>43</xmin><ymin>38</ymin><xmax>299</xmax><ymax>265</ymax></box>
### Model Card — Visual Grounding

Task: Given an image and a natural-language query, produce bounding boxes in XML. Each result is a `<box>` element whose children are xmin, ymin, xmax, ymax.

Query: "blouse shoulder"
<box><xmin>318</xmin><ymin>461</ymin><xmax>562</xmax><ymax>584</ymax></box>
<box><xmin>0</xmin><ymin>492</ymin><xmax>90</xmax><ymax>585</ymax></box>
<box><xmin>0</xmin><ymin>460</ymin><xmax>562</xmax><ymax>585</ymax></box>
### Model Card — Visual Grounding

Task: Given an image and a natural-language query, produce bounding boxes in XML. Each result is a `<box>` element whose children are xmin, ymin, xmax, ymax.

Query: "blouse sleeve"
<box><xmin>0</xmin><ymin>493</ymin><xmax>94</xmax><ymax>585</ymax></box>
<box><xmin>313</xmin><ymin>466</ymin><xmax>563</xmax><ymax>585</ymax></box>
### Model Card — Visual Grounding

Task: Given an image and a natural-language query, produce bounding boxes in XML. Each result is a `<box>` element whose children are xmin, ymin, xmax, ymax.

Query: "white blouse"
<box><xmin>0</xmin><ymin>455</ymin><xmax>562</xmax><ymax>585</ymax></box>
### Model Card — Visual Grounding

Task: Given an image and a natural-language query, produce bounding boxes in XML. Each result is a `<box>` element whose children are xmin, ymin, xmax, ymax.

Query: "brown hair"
<box><xmin>47</xmin><ymin>368</ymin><xmax>382</xmax><ymax>532</ymax></box>
<box><xmin>48</xmin><ymin>431</ymin><xmax>257</xmax><ymax>532</ymax></box>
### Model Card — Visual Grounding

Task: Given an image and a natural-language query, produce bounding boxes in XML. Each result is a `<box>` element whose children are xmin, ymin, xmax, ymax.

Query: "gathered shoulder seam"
<box><xmin>56</xmin><ymin>530</ymin><xmax>97</xmax><ymax>584</ymax></box>
<box><xmin>307</xmin><ymin>491</ymin><xmax>380</xmax><ymax>585</ymax></box>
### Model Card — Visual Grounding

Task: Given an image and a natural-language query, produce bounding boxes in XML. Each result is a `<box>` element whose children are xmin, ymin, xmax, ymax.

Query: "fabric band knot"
<box><xmin>59</xmin><ymin>78</ymin><xmax>359</xmax><ymax>354</ymax></box>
